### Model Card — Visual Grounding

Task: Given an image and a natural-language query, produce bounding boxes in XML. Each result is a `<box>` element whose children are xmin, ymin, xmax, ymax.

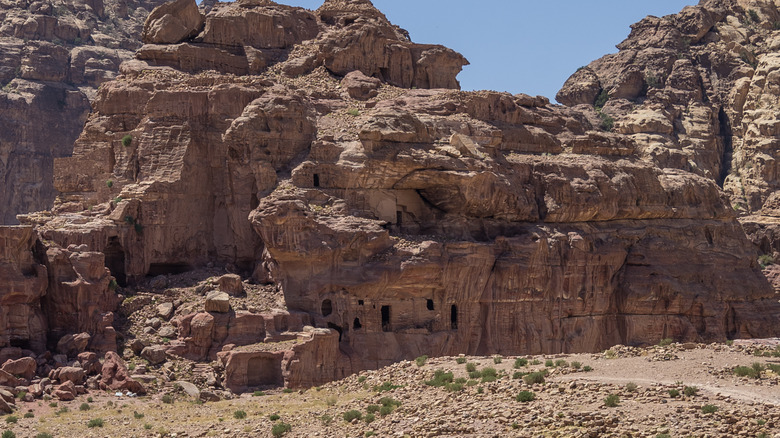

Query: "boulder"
<box><xmin>142</xmin><ymin>0</ymin><xmax>204</xmax><ymax>44</ymax></box>
<box><xmin>140</xmin><ymin>346</ymin><xmax>168</xmax><ymax>365</ymax></box>
<box><xmin>77</xmin><ymin>352</ymin><xmax>101</xmax><ymax>375</ymax></box>
<box><xmin>53</xmin><ymin>381</ymin><xmax>76</xmax><ymax>401</ymax></box>
<box><xmin>205</xmin><ymin>292</ymin><xmax>230</xmax><ymax>313</ymax></box>
<box><xmin>99</xmin><ymin>351</ymin><xmax>146</xmax><ymax>395</ymax></box>
<box><xmin>217</xmin><ymin>274</ymin><xmax>244</xmax><ymax>296</ymax></box>
<box><xmin>341</xmin><ymin>70</ymin><xmax>381</xmax><ymax>100</ymax></box>
<box><xmin>50</xmin><ymin>366</ymin><xmax>86</xmax><ymax>385</ymax></box>
<box><xmin>157</xmin><ymin>302</ymin><xmax>175</xmax><ymax>319</ymax></box>
<box><xmin>56</xmin><ymin>333</ymin><xmax>91</xmax><ymax>356</ymax></box>
<box><xmin>1</xmin><ymin>357</ymin><xmax>36</xmax><ymax>381</ymax></box>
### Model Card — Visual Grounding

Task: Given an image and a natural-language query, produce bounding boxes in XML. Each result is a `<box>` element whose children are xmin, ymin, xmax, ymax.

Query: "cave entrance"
<box><xmin>381</xmin><ymin>305</ymin><xmax>391</xmax><ymax>332</ymax></box>
<box><xmin>426</xmin><ymin>299</ymin><xmax>434</xmax><ymax>311</ymax></box>
<box><xmin>450</xmin><ymin>305</ymin><xmax>458</xmax><ymax>329</ymax></box>
<box><xmin>9</xmin><ymin>338</ymin><xmax>29</xmax><ymax>349</ymax></box>
<box><xmin>103</xmin><ymin>237</ymin><xmax>126</xmax><ymax>286</ymax></box>
<box><xmin>313</xmin><ymin>174</ymin><xmax>320</xmax><ymax>187</ymax></box>
<box><xmin>327</xmin><ymin>322</ymin><xmax>343</xmax><ymax>341</ymax></box>
<box><xmin>246</xmin><ymin>356</ymin><xmax>283</xmax><ymax>387</ymax></box>
<box><xmin>353</xmin><ymin>318</ymin><xmax>362</xmax><ymax>329</ymax></box>
<box><xmin>321</xmin><ymin>299</ymin><xmax>333</xmax><ymax>317</ymax></box>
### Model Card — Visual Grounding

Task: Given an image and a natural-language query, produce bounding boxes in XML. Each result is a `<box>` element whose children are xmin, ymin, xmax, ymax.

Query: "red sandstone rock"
<box><xmin>53</xmin><ymin>381</ymin><xmax>76</xmax><ymax>401</ymax></box>
<box><xmin>142</xmin><ymin>0</ymin><xmax>204</xmax><ymax>44</ymax></box>
<box><xmin>1</xmin><ymin>357</ymin><xmax>36</xmax><ymax>381</ymax></box>
<box><xmin>217</xmin><ymin>274</ymin><xmax>244</xmax><ymax>296</ymax></box>
<box><xmin>99</xmin><ymin>351</ymin><xmax>146</xmax><ymax>395</ymax></box>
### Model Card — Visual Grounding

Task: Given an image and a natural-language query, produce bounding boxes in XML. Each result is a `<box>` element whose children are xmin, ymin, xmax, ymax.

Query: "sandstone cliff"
<box><xmin>556</xmin><ymin>0</ymin><xmax>780</xmax><ymax>266</ymax></box>
<box><xmin>5</xmin><ymin>0</ymin><xmax>780</xmax><ymax>390</ymax></box>
<box><xmin>0</xmin><ymin>0</ymin><xmax>168</xmax><ymax>224</ymax></box>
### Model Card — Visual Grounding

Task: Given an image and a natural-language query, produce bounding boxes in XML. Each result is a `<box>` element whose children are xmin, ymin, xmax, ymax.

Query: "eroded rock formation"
<box><xmin>4</xmin><ymin>0</ymin><xmax>779</xmax><ymax>390</ymax></box>
<box><xmin>0</xmin><ymin>0</ymin><xmax>168</xmax><ymax>224</ymax></box>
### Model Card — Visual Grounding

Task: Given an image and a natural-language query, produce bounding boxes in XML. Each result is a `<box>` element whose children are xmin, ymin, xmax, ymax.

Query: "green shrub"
<box><xmin>415</xmin><ymin>355</ymin><xmax>428</xmax><ymax>367</ymax></box>
<box><xmin>748</xmin><ymin>9</ymin><xmax>760</xmax><ymax>23</ymax></box>
<box><xmin>645</xmin><ymin>73</ymin><xmax>662</xmax><ymax>89</ymax></box>
<box><xmin>269</xmin><ymin>414</ymin><xmax>280</xmax><ymax>421</ymax></box>
<box><xmin>656</xmin><ymin>434</ymin><xmax>671</xmax><ymax>438</ymax></box>
<box><xmin>144</xmin><ymin>423</ymin><xmax>152</xmax><ymax>430</ymax></box>
<box><xmin>34</xmin><ymin>433</ymin><xmax>53</xmax><ymax>438</ymax></box>
<box><xmin>668</xmin><ymin>389</ymin><xmax>680</xmax><ymax>398</ymax></box>
<box><xmin>493</xmin><ymin>356</ymin><xmax>502</xmax><ymax>364</ymax></box>
<box><xmin>544</xmin><ymin>359</ymin><xmax>554</xmax><ymax>367</ymax></box>
<box><xmin>133</xmin><ymin>411</ymin><xmax>144</xmax><ymax>419</ymax></box>
<box><xmin>4</xmin><ymin>417</ymin><xmax>16</xmax><ymax>424</ymax></box>
<box><xmin>554</xmin><ymin>359</ymin><xmax>567</xmax><ymax>367</ymax></box>
<box><xmin>599</xmin><ymin>112</ymin><xmax>615</xmax><ymax>132</ymax></box>
<box><xmin>121</xmin><ymin>135</ymin><xmax>133</xmax><ymax>147</ymax></box>
<box><xmin>658</xmin><ymin>338</ymin><xmax>673</xmax><ymax>346</ymax></box>
<box><xmin>594</xmin><ymin>89</ymin><xmax>609</xmax><ymax>110</ymax></box>
<box><xmin>531</xmin><ymin>359</ymin><xmax>541</xmax><ymax>365</ymax></box>
<box><xmin>767</xmin><ymin>363</ymin><xmax>780</xmax><ymax>373</ymax></box>
<box><xmin>373</xmin><ymin>382</ymin><xmax>401</xmax><ymax>393</ymax></box>
<box><xmin>2</xmin><ymin>431</ymin><xmax>15</xmax><ymax>438</ymax></box>
<box><xmin>365</xmin><ymin>432</ymin><xmax>376</xmax><ymax>437</ymax></box>
<box><xmin>23</xmin><ymin>413</ymin><xmax>33</xmax><ymax>419</ymax></box>
<box><xmin>759</xmin><ymin>254</ymin><xmax>774</xmax><ymax>268</ymax></box>
<box><xmin>512</xmin><ymin>371</ymin><xmax>527</xmax><ymax>380</ymax></box>
<box><xmin>252</xmin><ymin>391</ymin><xmax>266</xmax><ymax>397</ymax></box>
<box><xmin>570</xmin><ymin>361</ymin><xmax>582</xmax><ymax>369</ymax></box>
<box><xmin>516</xmin><ymin>390</ymin><xmax>535</xmax><ymax>403</ymax></box>
<box><xmin>752</xmin><ymin>362</ymin><xmax>766</xmax><ymax>373</ymax></box>
<box><xmin>683</xmin><ymin>386</ymin><xmax>698</xmax><ymax>396</ymax></box>
<box><xmin>604</xmin><ymin>394</ymin><xmax>619</xmax><ymax>407</ymax></box>
<box><xmin>378</xmin><ymin>397</ymin><xmax>400</xmax><ymax>416</ymax></box>
<box><xmin>514</xmin><ymin>358</ymin><xmax>528</xmax><ymax>368</ymax></box>
<box><xmin>583</xmin><ymin>365</ymin><xmax>593</xmax><ymax>372</ymax></box>
<box><xmin>465</xmin><ymin>362</ymin><xmax>477</xmax><ymax>372</ymax></box>
<box><xmin>523</xmin><ymin>371</ymin><xmax>546</xmax><ymax>385</ymax></box>
<box><xmin>14</xmin><ymin>392</ymin><xmax>25</xmax><ymax>400</ymax></box>
<box><xmin>479</xmin><ymin>367</ymin><xmax>498</xmax><ymax>383</ymax></box>
<box><xmin>342</xmin><ymin>410</ymin><xmax>362</xmax><ymax>422</ymax></box>
<box><xmin>425</xmin><ymin>370</ymin><xmax>454</xmax><ymax>387</ymax></box>
<box><xmin>161</xmin><ymin>394</ymin><xmax>173</xmax><ymax>404</ymax></box>
<box><xmin>701</xmin><ymin>404</ymin><xmax>718</xmax><ymax>414</ymax></box>
<box><xmin>379</xmin><ymin>405</ymin><xmax>393</xmax><ymax>416</ymax></box>
<box><xmin>734</xmin><ymin>365</ymin><xmax>759</xmax><ymax>378</ymax></box>
<box><xmin>456</xmin><ymin>357</ymin><xmax>466</xmax><ymax>364</ymax></box>
<box><xmin>106</xmin><ymin>180</ymin><xmax>113</xmax><ymax>188</ymax></box>
<box><xmin>364</xmin><ymin>413</ymin><xmax>375</xmax><ymax>424</ymax></box>
<box><xmin>233</xmin><ymin>410</ymin><xmax>247</xmax><ymax>419</ymax></box>
<box><xmin>320</xmin><ymin>414</ymin><xmax>332</xmax><ymax>425</ymax></box>
<box><xmin>80</xmin><ymin>403</ymin><xmax>91</xmax><ymax>411</ymax></box>
<box><xmin>87</xmin><ymin>418</ymin><xmax>104</xmax><ymax>428</ymax></box>
<box><xmin>357</xmin><ymin>376</ymin><xmax>367</xmax><ymax>383</ymax></box>
<box><xmin>87</xmin><ymin>396</ymin><xmax>93</xmax><ymax>403</ymax></box>
<box><xmin>271</xmin><ymin>422</ymin><xmax>292</xmax><ymax>437</ymax></box>
<box><xmin>366</xmin><ymin>405</ymin><xmax>380</xmax><ymax>414</ymax></box>
<box><xmin>468</xmin><ymin>370</ymin><xmax>481</xmax><ymax>379</ymax></box>
<box><xmin>347</xmin><ymin>109</ymin><xmax>360</xmax><ymax>117</ymax></box>
<box><xmin>625</xmin><ymin>382</ymin><xmax>638</xmax><ymax>392</ymax></box>
<box><xmin>282</xmin><ymin>388</ymin><xmax>293</xmax><ymax>394</ymax></box>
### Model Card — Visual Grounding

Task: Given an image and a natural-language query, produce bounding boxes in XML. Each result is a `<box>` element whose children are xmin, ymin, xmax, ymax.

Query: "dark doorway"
<box><xmin>450</xmin><ymin>305</ymin><xmax>458</xmax><ymax>329</ymax></box>
<box><xmin>246</xmin><ymin>356</ymin><xmax>283</xmax><ymax>387</ymax></box>
<box><xmin>353</xmin><ymin>318</ymin><xmax>362</xmax><ymax>329</ymax></box>
<box><xmin>103</xmin><ymin>237</ymin><xmax>126</xmax><ymax>286</ymax></box>
<box><xmin>358</xmin><ymin>300</ymin><xmax>364</xmax><ymax>306</ymax></box>
<box><xmin>313</xmin><ymin>174</ymin><xmax>320</xmax><ymax>187</ymax></box>
<box><xmin>426</xmin><ymin>299</ymin><xmax>434</xmax><ymax>311</ymax></box>
<box><xmin>381</xmin><ymin>305</ymin><xmax>391</xmax><ymax>332</ymax></box>
<box><xmin>327</xmin><ymin>322</ymin><xmax>343</xmax><ymax>341</ymax></box>
<box><xmin>396</xmin><ymin>211</ymin><xmax>403</xmax><ymax>225</ymax></box>
<box><xmin>321</xmin><ymin>299</ymin><xmax>333</xmax><ymax>316</ymax></box>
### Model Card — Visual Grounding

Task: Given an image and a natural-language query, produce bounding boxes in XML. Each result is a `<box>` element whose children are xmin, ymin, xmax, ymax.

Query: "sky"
<box><xmin>271</xmin><ymin>0</ymin><xmax>698</xmax><ymax>102</ymax></box>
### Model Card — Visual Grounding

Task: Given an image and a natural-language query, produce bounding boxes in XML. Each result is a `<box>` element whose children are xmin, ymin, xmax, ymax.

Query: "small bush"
<box><xmin>48</xmin><ymin>402</ymin><xmax>57</xmax><ymax>408</ymax></box>
<box><xmin>4</xmin><ymin>417</ymin><xmax>17</xmax><ymax>424</ymax></box>
<box><xmin>759</xmin><ymin>255</ymin><xmax>775</xmax><ymax>268</ymax></box>
<box><xmin>480</xmin><ymin>367</ymin><xmax>498</xmax><ymax>383</ymax></box>
<box><xmin>342</xmin><ymin>410</ymin><xmax>362</xmax><ymax>422</ymax></box>
<box><xmin>2</xmin><ymin>431</ymin><xmax>15</xmax><ymax>438</ymax></box>
<box><xmin>531</xmin><ymin>359</ymin><xmax>541</xmax><ymax>365</ymax></box>
<box><xmin>625</xmin><ymin>382</ymin><xmax>638</xmax><ymax>392</ymax></box>
<box><xmin>80</xmin><ymin>403</ymin><xmax>91</xmax><ymax>411</ymax></box>
<box><xmin>468</xmin><ymin>370</ymin><xmax>481</xmax><ymax>379</ymax></box>
<box><xmin>767</xmin><ymin>363</ymin><xmax>780</xmax><ymax>373</ymax></box>
<box><xmin>106</xmin><ymin>180</ymin><xmax>113</xmax><ymax>188</ymax></box>
<box><xmin>425</xmin><ymin>370</ymin><xmax>454</xmax><ymax>387</ymax></box>
<box><xmin>366</xmin><ymin>405</ymin><xmax>380</xmax><ymax>414</ymax></box>
<box><xmin>121</xmin><ymin>135</ymin><xmax>132</xmax><ymax>147</ymax></box>
<box><xmin>493</xmin><ymin>356</ymin><xmax>503</xmax><ymax>364</ymax></box>
<box><xmin>23</xmin><ymin>413</ymin><xmax>33</xmax><ymax>419</ymax></box>
<box><xmin>320</xmin><ymin>414</ymin><xmax>333</xmax><ymax>425</ymax></box>
<box><xmin>554</xmin><ymin>359</ymin><xmax>567</xmax><ymax>367</ymax></box>
<box><xmin>658</xmin><ymin>338</ymin><xmax>673</xmax><ymax>346</ymax></box>
<box><xmin>87</xmin><ymin>418</ymin><xmax>104</xmax><ymax>428</ymax></box>
<box><xmin>34</xmin><ymin>433</ymin><xmax>53</xmax><ymax>438</ymax></box>
<box><xmin>269</xmin><ymin>414</ymin><xmax>280</xmax><ymax>421</ymax></box>
<box><xmin>234</xmin><ymin>410</ymin><xmax>247</xmax><ymax>419</ymax></box>
<box><xmin>465</xmin><ymin>362</ymin><xmax>477</xmax><ymax>372</ymax></box>
<box><xmin>570</xmin><ymin>361</ymin><xmax>582</xmax><ymax>369</ymax></box>
<box><xmin>668</xmin><ymin>389</ymin><xmax>680</xmax><ymax>398</ymax></box>
<box><xmin>514</xmin><ymin>358</ymin><xmax>528</xmax><ymax>368</ymax></box>
<box><xmin>512</xmin><ymin>371</ymin><xmax>527</xmax><ymax>380</ymax></box>
<box><xmin>415</xmin><ymin>355</ymin><xmax>428</xmax><ymax>367</ymax></box>
<box><xmin>683</xmin><ymin>386</ymin><xmax>698</xmax><ymax>396</ymax></box>
<box><xmin>544</xmin><ymin>359</ymin><xmax>554</xmax><ymax>367</ymax></box>
<box><xmin>55</xmin><ymin>407</ymin><xmax>68</xmax><ymax>415</ymax></box>
<box><xmin>271</xmin><ymin>422</ymin><xmax>292</xmax><ymax>437</ymax></box>
<box><xmin>523</xmin><ymin>371</ymin><xmax>546</xmax><ymax>385</ymax></box>
<box><xmin>133</xmin><ymin>411</ymin><xmax>144</xmax><ymax>419</ymax></box>
<box><xmin>752</xmin><ymin>362</ymin><xmax>766</xmax><ymax>374</ymax></box>
<box><xmin>357</xmin><ymin>376</ymin><xmax>367</xmax><ymax>383</ymax></box>
<box><xmin>701</xmin><ymin>404</ymin><xmax>718</xmax><ymax>414</ymax></box>
<box><xmin>516</xmin><ymin>391</ymin><xmax>535</xmax><ymax>403</ymax></box>
<box><xmin>282</xmin><ymin>388</ymin><xmax>293</xmax><ymax>394</ymax></box>
<box><xmin>87</xmin><ymin>396</ymin><xmax>93</xmax><ymax>403</ymax></box>
<box><xmin>748</xmin><ymin>9</ymin><xmax>760</xmax><ymax>23</ymax></box>
<box><xmin>252</xmin><ymin>391</ymin><xmax>266</xmax><ymax>397</ymax></box>
<box><xmin>583</xmin><ymin>365</ymin><xmax>593</xmax><ymax>372</ymax></box>
<box><xmin>373</xmin><ymin>381</ymin><xmax>401</xmax><ymax>393</ymax></box>
<box><xmin>734</xmin><ymin>365</ymin><xmax>759</xmax><ymax>379</ymax></box>
<box><xmin>347</xmin><ymin>109</ymin><xmax>360</xmax><ymax>117</ymax></box>
<box><xmin>604</xmin><ymin>394</ymin><xmax>620</xmax><ymax>407</ymax></box>
<box><xmin>594</xmin><ymin>89</ymin><xmax>609</xmax><ymax>109</ymax></box>
<box><xmin>161</xmin><ymin>394</ymin><xmax>173</xmax><ymax>404</ymax></box>
<box><xmin>144</xmin><ymin>423</ymin><xmax>152</xmax><ymax>430</ymax></box>
<box><xmin>364</xmin><ymin>413</ymin><xmax>375</xmax><ymax>424</ymax></box>
<box><xmin>14</xmin><ymin>392</ymin><xmax>25</xmax><ymax>400</ymax></box>
<box><xmin>599</xmin><ymin>112</ymin><xmax>615</xmax><ymax>132</ymax></box>
<box><xmin>456</xmin><ymin>357</ymin><xmax>466</xmax><ymax>364</ymax></box>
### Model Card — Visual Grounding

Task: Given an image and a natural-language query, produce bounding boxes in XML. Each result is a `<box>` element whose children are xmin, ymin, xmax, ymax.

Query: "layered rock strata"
<box><xmin>9</xmin><ymin>0</ymin><xmax>780</xmax><ymax>388</ymax></box>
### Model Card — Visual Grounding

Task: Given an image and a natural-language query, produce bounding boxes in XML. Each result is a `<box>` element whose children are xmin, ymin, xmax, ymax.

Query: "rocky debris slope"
<box><xmin>0</xmin><ymin>0</ymin><xmax>168</xmax><ymax>224</ymax></box>
<box><xmin>556</xmin><ymin>0</ymin><xmax>780</xmax><ymax>268</ymax></box>
<box><xmin>7</xmin><ymin>0</ymin><xmax>777</xmax><ymax>391</ymax></box>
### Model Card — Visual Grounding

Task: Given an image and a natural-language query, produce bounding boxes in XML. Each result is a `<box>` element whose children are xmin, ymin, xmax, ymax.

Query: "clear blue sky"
<box><xmin>272</xmin><ymin>0</ymin><xmax>697</xmax><ymax>101</ymax></box>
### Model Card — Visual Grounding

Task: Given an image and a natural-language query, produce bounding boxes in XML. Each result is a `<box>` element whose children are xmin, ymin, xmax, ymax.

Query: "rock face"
<box><xmin>555</xmin><ymin>0</ymin><xmax>780</xmax><ymax>261</ymax></box>
<box><xmin>0</xmin><ymin>0</ymin><xmax>168</xmax><ymax>224</ymax></box>
<box><xmin>10</xmin><ymin>0</ymin><xmax>780</xmax><ymax>388</ymax></box>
